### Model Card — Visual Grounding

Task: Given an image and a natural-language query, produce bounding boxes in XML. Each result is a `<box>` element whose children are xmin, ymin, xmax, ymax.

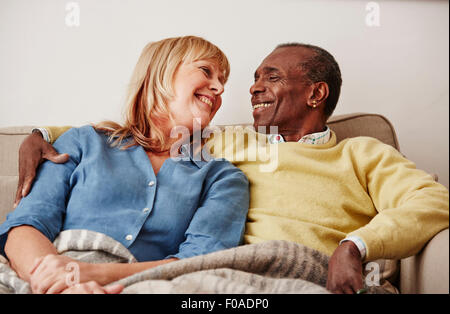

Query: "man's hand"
<box><xmin>326</xmin><ymin>241</ymin><xmax>364</xmax><ymax>294</ymax></box>
<box><xmin>14</xmin><ymin>131</ymin><xmax>69</xmax><ymax>208</ymax></box>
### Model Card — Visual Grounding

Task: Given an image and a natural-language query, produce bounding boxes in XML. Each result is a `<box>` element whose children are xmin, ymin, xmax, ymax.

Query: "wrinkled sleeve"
<box><xmin>0</xmin><ymin>128</ymin><xmax>82</xmax><ymax>256</ymax></box>
<box><xmin>347</xmin><ymin>139</ymin><xmax>449</xmax><ymax>261</ymax></box>
<box><xmin>170</xmin><ymin>162</ymin><xmax>249</xmax><ymax>259</ymax></box>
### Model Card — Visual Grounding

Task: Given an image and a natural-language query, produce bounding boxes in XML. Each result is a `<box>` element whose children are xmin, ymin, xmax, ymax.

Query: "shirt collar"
<box><xmin>179</xmin><ymin>142</ymin><xmax>212</xmax><ymax>168</ymax></box>
<box><xmin>267</xmin><ymin>126</ymin><xmax>331</xmax><ymax>145</ymax></box>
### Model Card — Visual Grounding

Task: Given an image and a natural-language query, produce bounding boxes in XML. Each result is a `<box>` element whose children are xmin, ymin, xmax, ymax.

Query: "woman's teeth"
<box><xmin>252</xmin><ymin>103</ymin><xmax>273</xmax><ymax>110</ymax></box>
<box><xmin>197</xmin><ymin>95</ymin><xmax>213</xmax><ymax>107</ymax></box>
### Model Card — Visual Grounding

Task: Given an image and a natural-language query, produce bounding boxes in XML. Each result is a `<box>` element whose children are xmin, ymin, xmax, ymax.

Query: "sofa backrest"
<box><xmin>327</xmin><ymin>113</ymin><xmax>399</xmax><ymax>150</ymax></box>
<box><xmin>0</xmin><ymin>113</ymin><xmax>400</xmax><ymax>223</ymax></box>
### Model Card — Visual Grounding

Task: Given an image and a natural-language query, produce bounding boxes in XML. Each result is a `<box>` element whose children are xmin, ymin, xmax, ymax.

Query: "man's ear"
<box><xmin>307</xmin><ymin>82</ymin><xmax>329</xmax><ymax>108</ymax></box>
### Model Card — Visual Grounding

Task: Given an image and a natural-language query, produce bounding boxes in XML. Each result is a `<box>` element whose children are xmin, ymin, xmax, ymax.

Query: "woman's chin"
<box><xmin>173</xmin><ymin>110</ymin><xmax>212</xmax><ymax>131</ymax></box>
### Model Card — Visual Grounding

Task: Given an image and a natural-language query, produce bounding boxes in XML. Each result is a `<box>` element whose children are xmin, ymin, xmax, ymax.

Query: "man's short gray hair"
<box><xmin>276</xmin><ymin>43</ymin><xmax>342</xmax><ymax>117</ymax></box>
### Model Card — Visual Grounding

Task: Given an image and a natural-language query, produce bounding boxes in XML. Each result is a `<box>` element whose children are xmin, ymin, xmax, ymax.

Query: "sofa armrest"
<box><xmin>399</xmin><ymin>228</ymin><xmax>449</xmax><ymax>294</ymax></box>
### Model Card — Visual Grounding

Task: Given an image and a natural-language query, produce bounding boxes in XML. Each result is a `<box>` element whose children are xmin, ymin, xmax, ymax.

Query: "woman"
<box><xmin>0</xmin><ymin>36</ymin><xmax>249</xmax><ymax>294</ymax></box>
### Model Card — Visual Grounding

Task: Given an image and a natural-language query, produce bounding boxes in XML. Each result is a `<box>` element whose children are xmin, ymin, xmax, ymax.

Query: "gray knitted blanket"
<box><xmin>0</xmin><ymin>229</ymin><xmax>387</xmax><ymax>294</ymax></box>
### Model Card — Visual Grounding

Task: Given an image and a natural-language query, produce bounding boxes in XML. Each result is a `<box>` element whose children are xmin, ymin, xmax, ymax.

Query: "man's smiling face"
<box><xmin>250</xmin><ymin>46</ymin><xmax>316</xmax><ymax>133</ymax></box>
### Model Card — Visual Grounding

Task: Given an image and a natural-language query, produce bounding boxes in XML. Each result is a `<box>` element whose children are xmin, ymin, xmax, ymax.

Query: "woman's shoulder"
<box><xmin>54</xmin><ymin>125</ymin><xmax>111</xmax><ymax>148</ymax></box>
<box><xmin>203</xmin><ymin>157</ymin><xmax>249</xmax><ymax>185</ymax></box>
<box><xmin>77</xmin><ymin>125</ymin><xmax>108</xmax><ymax>137</ymax></box>
<box><xmin>55</xmin><ymin>124</ymin><xmax>99</xmax><ymax>138</ymax></box>
<box><xmin>180</xmin><ymin>144</ymin><xmax>247</xmax><ymax>179</ymax></box>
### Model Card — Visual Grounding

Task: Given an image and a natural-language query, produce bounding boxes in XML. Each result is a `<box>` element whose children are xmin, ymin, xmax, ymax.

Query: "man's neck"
<box><xmin>280</xmin><ymin>122</ymin><xmax>327</xmax><ymax>142</ymax></box>
<box><xmin>274</xmin><ymin>112</ymin><xmax>327</xmax><ymax>142</ymax></box>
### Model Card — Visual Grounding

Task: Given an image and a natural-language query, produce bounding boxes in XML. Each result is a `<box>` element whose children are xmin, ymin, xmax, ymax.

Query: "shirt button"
<box><xmin>148</xmin><ymin>181</ymin><xmax>155</xmax><ymax>187</ymax></box>
<box><xmin>143</xmin><ymin>207</ymin><xmax>150</xmax><ymax>213</ymax></box>
<box><xmin>125</xmin><ymin>234</ymin><xmax>133</xmax><ymax>241</ymax></box>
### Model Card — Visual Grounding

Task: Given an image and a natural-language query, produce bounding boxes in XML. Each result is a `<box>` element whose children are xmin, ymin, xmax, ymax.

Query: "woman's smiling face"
<box><xmin>168</xmin><ymin>59</ymin><xmax>225</xmax><ymax>132</ymax></box>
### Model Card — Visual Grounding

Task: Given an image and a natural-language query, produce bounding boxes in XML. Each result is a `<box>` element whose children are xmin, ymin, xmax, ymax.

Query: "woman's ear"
<box><xmin>307</xmin><ymin>82</ymin><xmax>329</xmax><ymax>108</ymax></box>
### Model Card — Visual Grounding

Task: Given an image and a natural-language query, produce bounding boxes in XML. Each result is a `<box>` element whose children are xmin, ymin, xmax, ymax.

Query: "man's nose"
<box><xmin>250</xmin><ymin>79</ymin><xmax>265</xmax><ymax>95</ymax></box>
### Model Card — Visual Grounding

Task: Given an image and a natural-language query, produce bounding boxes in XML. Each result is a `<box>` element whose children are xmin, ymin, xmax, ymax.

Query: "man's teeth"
<box><xmin>197</xmin><ymin>95</ymin><xmax>213</xmax><ymax>107</ymax></box>
<box><xmin>252</xmin><ymin>103</ymin><xmax>272</xmax><ymax>110</ymax></box>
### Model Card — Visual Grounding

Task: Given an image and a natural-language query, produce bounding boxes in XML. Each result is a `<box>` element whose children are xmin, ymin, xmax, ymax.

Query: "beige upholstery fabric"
<box><xmin>0</xmin><ymin>114</ymin><xmax>447</xmax><ymax>294</ymax></box>
<box><xmin>400</xmin><ymin>229</ymin><xmax>449</xmax><ymax>294</ymax></box>
<box><xmin>327</xmin><ymin>113</ymin><xmax>400</xmax><ymax>150</ymax></box>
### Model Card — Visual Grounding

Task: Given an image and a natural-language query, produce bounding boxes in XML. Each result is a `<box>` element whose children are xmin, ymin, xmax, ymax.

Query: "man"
<box><xmin>12</xmin><ymin>43</ymin><xmax>450</xmax><ymax>294</ymax></box>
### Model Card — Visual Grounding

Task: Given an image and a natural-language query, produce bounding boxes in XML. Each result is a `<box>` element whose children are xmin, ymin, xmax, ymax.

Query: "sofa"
<box><xmin>0</xmin><ymin>112</ymin><xmax>448</xmax><ymax>294</ymax></box>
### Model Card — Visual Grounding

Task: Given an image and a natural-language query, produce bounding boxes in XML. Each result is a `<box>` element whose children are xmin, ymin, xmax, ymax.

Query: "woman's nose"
<box><xmin>210</xmin><ymin>78</ymin><xmax>224</xmax><ymax>95</ymax></box>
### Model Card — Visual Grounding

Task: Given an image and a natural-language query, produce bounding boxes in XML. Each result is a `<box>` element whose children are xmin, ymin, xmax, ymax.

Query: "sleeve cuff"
<box><xmin>32</xmin><ymin>127</ymin><xmax>50</xmax><ymax>143</ymax></box>
<box><xmin>340</xmin><ymin>236</ymin><xmax>367</xmax><ymax>260</ymax></box>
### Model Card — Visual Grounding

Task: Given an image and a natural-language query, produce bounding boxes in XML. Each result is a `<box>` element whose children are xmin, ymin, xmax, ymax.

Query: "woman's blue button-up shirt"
<box><xmin>0</xmin><ymin>126</ymin><xmax>249</xmax><ymax>262</ymax></box>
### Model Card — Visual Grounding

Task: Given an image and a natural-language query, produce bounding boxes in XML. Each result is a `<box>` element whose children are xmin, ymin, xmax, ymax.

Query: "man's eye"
<box><xmin>269</xmin><ymin>76</ymin><xmax>279</xmax><ymax>81</ymax></box>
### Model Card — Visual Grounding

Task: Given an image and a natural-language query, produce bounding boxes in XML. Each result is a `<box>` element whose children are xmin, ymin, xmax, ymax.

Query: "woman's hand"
<box><xmin>61</xmin><ymin>281</ymin><xmax>124</xmax><ymax>294</ymax></box>
<box><xmin>29</xmin><ymin>254</ymin><xmax>92</xmax><ymax>294</ymax></box>
<box><xmin>14</xmin><ymin>131</ymin><xmax>69</xmax><ymax>208</ymax></box>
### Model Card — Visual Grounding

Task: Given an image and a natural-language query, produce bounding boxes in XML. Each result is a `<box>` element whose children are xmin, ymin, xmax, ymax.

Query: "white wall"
<box><xmin>0</xmin><ymin>0</ymin><xmax>448</xmax><ymax>188</ymax></box>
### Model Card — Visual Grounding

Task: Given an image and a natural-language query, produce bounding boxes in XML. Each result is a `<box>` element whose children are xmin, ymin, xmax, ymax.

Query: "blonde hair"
<box><xmin>95</xmin><ymin>36</ymin><xmax>230</xmax><ymax>152</ymax></box>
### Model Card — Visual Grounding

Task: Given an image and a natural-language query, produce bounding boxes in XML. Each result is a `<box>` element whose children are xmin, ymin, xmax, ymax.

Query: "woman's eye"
<box><xmin>200</xmin><ymin>67</ymin><xmax>211</xmax><ymax>76</ymax></box>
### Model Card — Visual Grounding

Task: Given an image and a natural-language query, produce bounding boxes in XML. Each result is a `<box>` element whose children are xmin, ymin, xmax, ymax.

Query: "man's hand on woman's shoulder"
<box><xmin>14</xmin><ymin>130</ymin><xmax>70</xmax><ymax>208</ymax></box>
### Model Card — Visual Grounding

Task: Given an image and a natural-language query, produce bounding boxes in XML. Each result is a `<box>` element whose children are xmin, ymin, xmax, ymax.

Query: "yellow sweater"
<box><xmin>46</xmin><ymin>126</ymin><xmax>449</xmax><ymax>261</ymax></box>
<box><xmin>207</xmin><ymin>127</ymin><xmax>449</xmax><ymax>261</ymax></box>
